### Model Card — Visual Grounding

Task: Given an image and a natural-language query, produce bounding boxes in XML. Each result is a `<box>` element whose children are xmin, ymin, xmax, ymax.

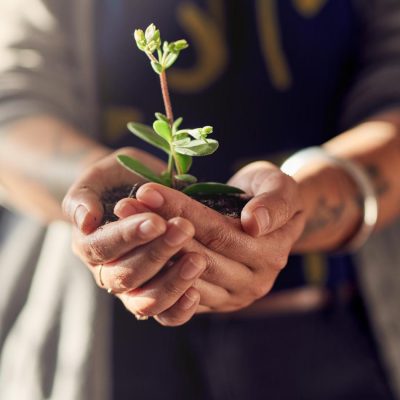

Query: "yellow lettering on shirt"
<box><xmin>168</xmin><ymin>1</ymin><xmax>228</xmax><ymax>93</ymax></box>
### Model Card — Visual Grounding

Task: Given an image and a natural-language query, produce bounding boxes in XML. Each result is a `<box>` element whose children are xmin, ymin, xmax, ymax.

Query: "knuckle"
<box><xmin>249</xmin><ymin>282</ymin><xmax>270</xmax><ymax>300</ymax></box>
<box><xmin>85</xmin><ymin>238</ymin><xmax>109</xmax><ymax>263</ymax></box>
<box><xmin>168</xmin><ymin>196</ymin><xmax>196</xmax><ymax>219</ymax></box>
<box><xmin>113</xmin><ymin>269</ymin><xmax>135</xmax><ymax>292</ymax></box>
<box><xmin>274</xmin><ymin>196</ymin><xmax>291</xmax><ymax>225</ymax></box>
<box><xmin>146</xmin><ymin>246</ymin><xmax>166</xmax><ymax>265</ymax></box>
<box><xmin>227</xmin><ymin>296</ymin><xmax>254</xmax><ymax>312</ymax></box>
<box><xmin>163</xmin><ymin>280</ymin><xmax>184</xmax><ymax>297</ymax></box>
<box><xmin>204</xmin><ymin>225</ymin><xmax>232</xmax><ymax>252</ymax></box>
<box><xmin>86</xmin><ymin>165</ymin><xmax>104</xmax><ymax>180</ymax></box>
<box><xmin>270</xmin><ymin>251</ymin><xmax>289</xmax><ymax>271</ymax></box>
<box><xmin>244</xmin><ymin>271</ymin><xmax>275</xmax><ymax>300</ymax></box>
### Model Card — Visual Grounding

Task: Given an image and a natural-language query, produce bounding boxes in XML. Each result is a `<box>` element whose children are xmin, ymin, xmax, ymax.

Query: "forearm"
<box><xmin>0</xmin><ymin>115</ymin><xmax>110</xmax><ymax>223</ymax></box>
<box><xmin>293</xmin><ymin>109</ymin><xmax>400</xmax><ymax>252</ymax></box>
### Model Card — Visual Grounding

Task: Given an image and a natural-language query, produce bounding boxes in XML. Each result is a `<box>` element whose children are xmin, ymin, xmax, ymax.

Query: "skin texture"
<box><xmin>62</xmin><ymin>110</ymin><xmax>400</xmax><ymax>326</ymax></box>
<box><xmin>3</xmin><ymin>112</ymin><xmax>400</xmax><ymax>326</ymax></box>
<box><xmin>64</xmin><ymin>153</ymin><xmax>305</xmax><ymax>325</ymax></box>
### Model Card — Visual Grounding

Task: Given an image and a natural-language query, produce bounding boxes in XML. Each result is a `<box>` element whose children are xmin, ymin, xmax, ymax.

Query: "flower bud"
<box><xmin>134</xmin><ymin>29</ymin><xmax>146</xmax><ymax>51</ymax></box>
<box><xmin>174</xmin><ymin>39</ymin><xmax>189</xmax><ymax>51</ymax></box>
<box><xmin>201</xmin><ymin>126</ymin><xmax>213</xmax><ymax>135</ymax></box>
<box><xmin>145</xmin><ymin>30</ymin><xmax>161</xmax><ymax>53</ymax></box>
<box><xmin>168</xmin><ymin>39</ymin><xmax>189</xmax><ymax>53</ymax></box>
<box><xmin>145</xmin><ymin>23</ymin><xmax>157</xmax><ymax>42</ymax></box>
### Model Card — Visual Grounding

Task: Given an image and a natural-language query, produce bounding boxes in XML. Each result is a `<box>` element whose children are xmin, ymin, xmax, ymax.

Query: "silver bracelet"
<box><xmin>280</xmin><ymin>146</ymin><xmax>378</xmax><ymax>252</ymax></box>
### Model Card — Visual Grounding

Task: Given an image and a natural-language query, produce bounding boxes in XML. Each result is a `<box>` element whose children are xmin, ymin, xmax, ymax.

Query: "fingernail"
<box><xmin>253</xmin><ymin>207</ymin><xmax>270</xmax><ymax>235</ymax></box>
<box><xmin>137</xmin><ymin>188</ymin><xmax>164</xmax><ymax>208</ymax></box>
<box><xmin>114</xmin><ymin>201</ymin><xmax>137</xmax><ymax>217</ymax></box>
<box><xmin>180</xmin><ymin>256</ymin><xmax>206</xmax><ymax>280</ymax></box>
<box><xmin>164</xmin><ymin>223</ymin><xmax>191</xmax><ymax>246</ymax></box>
<box><xmin>138</xmin><ymin>219</ymin><xmax>163</xmax><ymax>239</ymax></box>
<box><xmin>180</xmin><ymin>289</ymin><xmax>198</xmax><ymax>310</ymax></box>
<box><xmin>74</xmin><ymin>205</ymin><xmax>88</xmax><ymax>230</ymax></box>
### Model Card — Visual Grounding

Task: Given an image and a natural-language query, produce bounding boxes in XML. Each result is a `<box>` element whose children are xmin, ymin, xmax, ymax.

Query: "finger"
<box><xmin>182</xmin><ymin>238</ymin><xmax>254</xmax><ymax>291</ymax></box>
<box><xmin>73</xmin><ymin>212</ymin><xmax>167</xmax><ymax>264</ymax></box>
<box><xmin>63</xmin><ymin>148</ymin><xmax>166</xmax><ymax>233</ymax></box>
<box><xmin>240</xmin><ymin>169</ymin><xmax>302</xmax><ymax>237</ymax></box>
<box><xmin>135</xmin><ymin>183</ymin><xmax>262</xmax><ymax>263</ymax></box>
<box><xmin>153</xmin><ymin>287</ymin><xmax>201</xmax><ymax>327</ymax></box>
<box><xmin>62</xmin><ymin>172</ymin><xmax>105</xmax><ymax>234</ymax></box>
<box><xmin>197</xmin><ymin>305</ymin><xmax>212</xmax><ymax>313</ymax></box>
<box><xmin>193</xmin><ymin>278</ymin><xmax>235</xmax><ymax>311</ymax></box>
<box><xmin>180</xmin><ymin>211</ymin><xmax>303</xmax><ymax>289</ymax></box>
<box><xmin>96</xmin><ymin>217</ymin><xmax>195</xmax><ymax>293</ymax></box>
<box><xmin>185</xmin><ymin>241</ymin><xmax>278</xmax><ymax>306</ymax></box>
<box><xmin>266</xmin><ymin>211</ymin><xmax>306</xmax><ymax>257</ymax></box>
<box><xmin>114</xmin><ymin>197</ymin><xmax>150</xmax><ymax>219</ymax></box>
<box><xmin>118</xmin><ymin>253</ymin><xmax>206</xmax><ymax>317</ymax></box>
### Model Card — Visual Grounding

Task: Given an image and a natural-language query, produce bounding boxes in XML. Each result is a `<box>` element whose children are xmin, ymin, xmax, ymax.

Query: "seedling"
<box><xmin>117</xmin><ymin>23</ymin><xmax>243</xmax><ymax>196</ymax></box>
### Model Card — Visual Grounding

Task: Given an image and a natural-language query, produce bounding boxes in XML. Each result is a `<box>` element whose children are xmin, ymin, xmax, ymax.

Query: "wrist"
<box><xmin>281</xmin><ymin>147</ymin><xmax>376</xmax><ymax>253</ymax></box>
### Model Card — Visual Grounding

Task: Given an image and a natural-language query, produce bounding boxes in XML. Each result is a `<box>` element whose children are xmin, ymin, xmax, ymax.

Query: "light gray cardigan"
<box><xmin>0</xmin><ymin>1</ymin><xmax>400</xmax><ymax>399</ymax></box>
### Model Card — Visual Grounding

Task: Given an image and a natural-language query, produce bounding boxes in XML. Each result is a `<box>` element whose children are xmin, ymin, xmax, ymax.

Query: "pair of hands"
<box><xmin>63</xmin><ymin>148</ymin><xmax>305</xmax><ymax>326</ymax></box>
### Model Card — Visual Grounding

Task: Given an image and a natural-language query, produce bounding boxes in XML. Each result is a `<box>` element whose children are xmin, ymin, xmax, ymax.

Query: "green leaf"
<box><xmin>175</xmin><ymin>153</ymin><xmax>192</xmax><ymax>174</ymax></box>
<box><xmin>174</xmin><ymin>139</ymin><xmax>219</xmax><ymax>156</ymax></box>
<box><xmin>153</xmin><ymin>120</ymin><xmax>172</xmax><ymax>142</ymax></box>
<box><xmin>155</xmin><ymin>112</ymin><xmax>168</xmax><ymax>122</ymax></box>
<box><xmin>174</xmin><ymin>174</ymin><xmax>197</xmax><ymax>184</ymax></box>
<box><xmin>127</xmin><ymin>122</ymin><xmax>170</xmax><ymax>154</ymax></box>
<box><xmin>182</xmin><ymin>183</ymin><xmax>245</xmax><ymax>196</ymax></box>
<box><xmin>173</xmin><ymin>137</ymin><xmax>191</xmax><ymax>146</ymax></box>
<box><xmin>172</xmin><ymin>117</ymin><xmax>183</xmax><ymax>133</ymax></box>
<box><xmin>185</xmin><ymin>128</ymin><xmax>202</xmax><ymax>140</ymax></box>
<box><xmin>117</xmin><ymin>155</ymin><xmax>165</xmax><ymax>184</ymax></box>
<box><xmin>151</xmin><ymin>60</ymin><xmax>163</xmax><ymax>74</ymax></box>
<box><xmin>173</xmin><ymin>132</ymin><xmax>189</xmax><ymax>142</ymax></box>
<box><xmin>182</xmin><ymin>126</ymin><xmax>213</xmax><ymax>141</ymax></box>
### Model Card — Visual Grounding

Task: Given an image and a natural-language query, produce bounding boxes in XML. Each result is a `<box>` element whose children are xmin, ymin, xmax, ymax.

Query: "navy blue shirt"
<box><xmin>96</xmin><ymin>0</ymin><xmax>359</xmax><ymax>291</ymax></box>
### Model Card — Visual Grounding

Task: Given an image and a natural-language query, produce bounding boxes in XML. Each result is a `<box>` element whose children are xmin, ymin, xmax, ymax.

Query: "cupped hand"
<box><xmin>63</xmin><ymin>148</ymin><xmax>206</xmax><ymax>326</ymax></box>
<box><xmin>117</xmin><ymin>161</ymin><xmax>306</xmax><ymax>317</ymax></box>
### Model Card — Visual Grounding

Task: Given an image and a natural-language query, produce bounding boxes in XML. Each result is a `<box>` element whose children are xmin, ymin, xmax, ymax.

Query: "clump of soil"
<box><xmin>101</xmin><ymin>184</ymin><xmax>250</xmax><ymax>225</ymax></box>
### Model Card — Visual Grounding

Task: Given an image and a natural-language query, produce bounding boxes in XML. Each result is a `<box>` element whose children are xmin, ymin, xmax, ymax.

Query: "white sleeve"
<box><xmin>0</xmin><ymin>0</ymin><xmax>82</xmax><ymax>127</ymax></box>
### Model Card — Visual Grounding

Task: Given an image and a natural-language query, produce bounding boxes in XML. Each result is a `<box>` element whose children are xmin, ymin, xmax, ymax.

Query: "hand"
<box><xmin>118</xmin><ymin>161</ymin><xmax>305</xmax><ymax>317</ymax></box>
<box><xmin>63</xmin><ymin>148</ymin><xmax>207</xmax><ymax>325</ymax></box>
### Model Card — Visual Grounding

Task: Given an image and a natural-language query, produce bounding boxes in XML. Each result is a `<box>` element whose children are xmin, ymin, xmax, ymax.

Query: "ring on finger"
<box><xmin>98</xmin><ymin>264</ymin><xmax>105</xmax><ymax>287</ymax></box>
<box><xmin>135</xmin><ymin>313</ymin><xmax>149</xmax><ymax>321</ymax></box>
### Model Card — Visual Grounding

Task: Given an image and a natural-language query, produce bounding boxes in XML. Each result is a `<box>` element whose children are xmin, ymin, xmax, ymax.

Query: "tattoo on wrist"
<box><xmin>302</xmin><ymin>197</ymin><xmax>345</xmax><ymax>239</ymax></box>
<box><xmin>301</xmin><ymin>164</ymin><xmax>389</xmax><ymax>242</ymax></box>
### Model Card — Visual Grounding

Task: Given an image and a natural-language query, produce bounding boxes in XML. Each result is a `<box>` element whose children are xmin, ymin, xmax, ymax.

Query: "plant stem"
<box><xmin>167</xmin><ymin>153</ymin><xmax>174</xmax><ymax>183</ymax></box>
<box><xmin>147</xmin><ymin>52</ymin><xmax>174</xmax><ymax>123</ymax></box>
<box><xmin>147</xmin><ymin>52</ymin><xmax>178</xmax><ymax>185</ymax></box>
<box><xmin>159</xmin><ymin>71</ymin><xmax>174</xmax><ymax>123</ymax></box>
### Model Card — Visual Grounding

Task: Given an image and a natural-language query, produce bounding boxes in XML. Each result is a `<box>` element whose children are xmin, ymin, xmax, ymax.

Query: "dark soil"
<box><xmin>101</xmin><ymin>184</ymin><xmax>250</xmax><ymax>225</ymax></box>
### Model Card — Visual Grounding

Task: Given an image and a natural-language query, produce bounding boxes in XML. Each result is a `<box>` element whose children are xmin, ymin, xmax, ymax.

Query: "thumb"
<box><xmin>240</xmin><ymin>171</ymin><xmax>302</xmax><ymax>237</ymax></box>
